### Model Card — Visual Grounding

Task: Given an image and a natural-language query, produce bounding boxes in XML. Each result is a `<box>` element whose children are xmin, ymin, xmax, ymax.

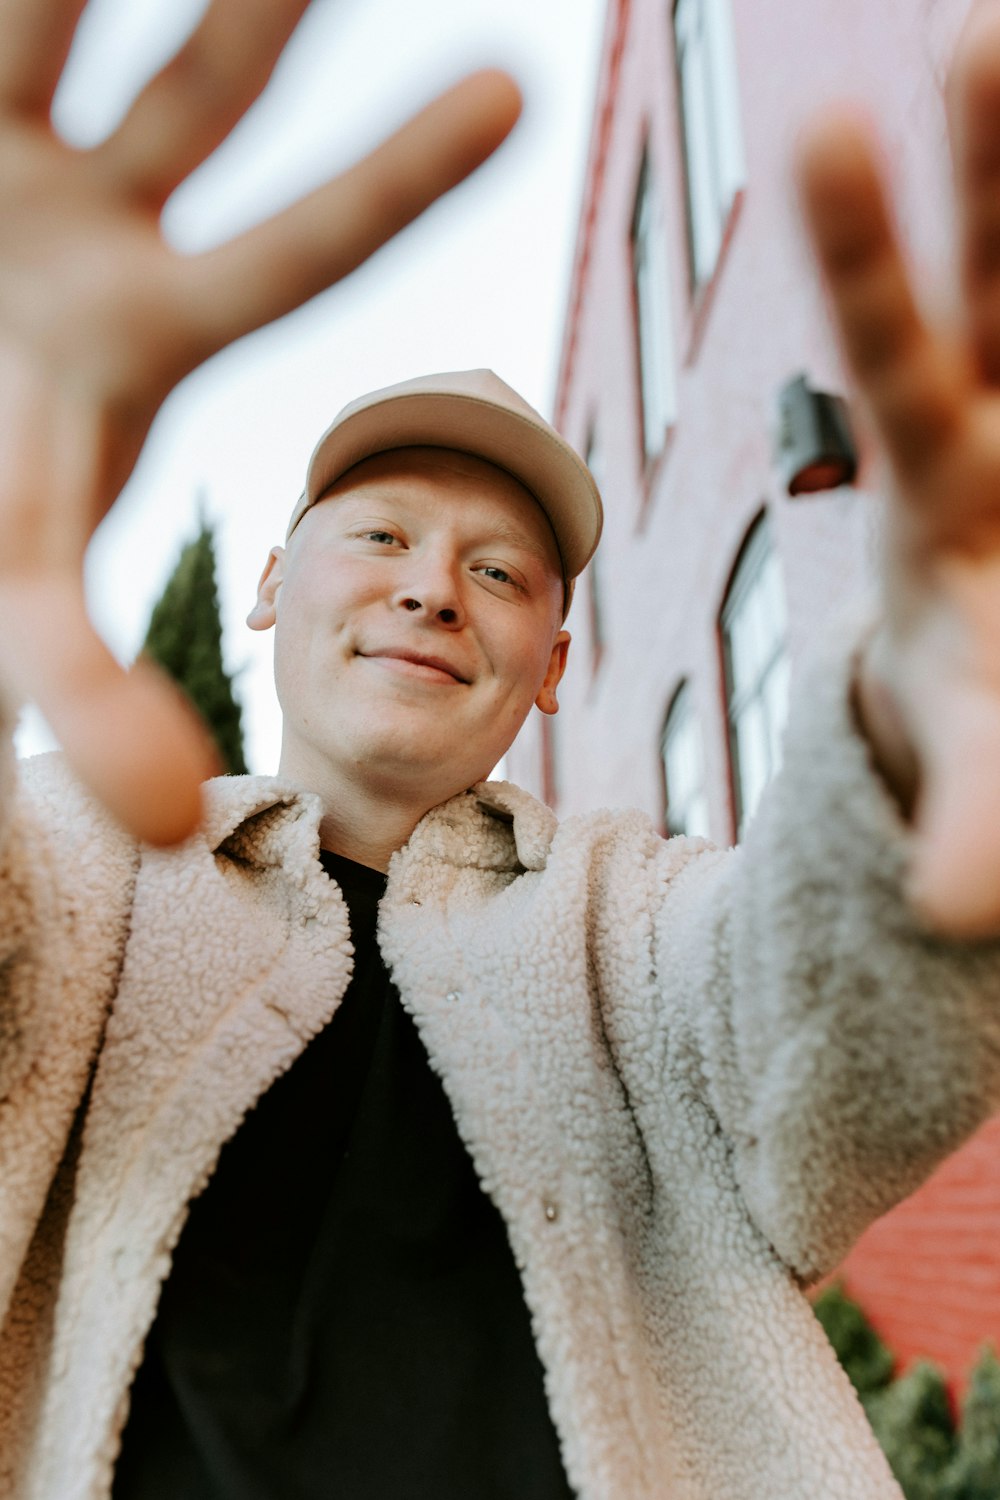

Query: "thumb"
<box><xmin>906</xmin><ymin>695</ymin><xmax>1000</xmax><ymax>938</ymax></box>
<box><xmin>0</xmin><ymin>577</ymin><xmax>218</xmax><ymax>845</ymax></box>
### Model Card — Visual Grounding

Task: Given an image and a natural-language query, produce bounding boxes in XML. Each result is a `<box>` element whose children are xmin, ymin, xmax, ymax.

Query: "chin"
<box><xmin>286</xmin><ymin>698</ymin><xmax>514</xmax><ymax>799</ymax></box>
<box><xmin>351</xmin><ymin>724</ymin><xmax>482</xmax><ymax>787</ymax></box>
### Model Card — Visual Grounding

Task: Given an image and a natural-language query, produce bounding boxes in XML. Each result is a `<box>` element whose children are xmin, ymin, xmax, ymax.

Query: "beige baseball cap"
<box><xmin>286</xmin><ymin>369</ymin><xmax>603</xmax><ymax>583</ymax></box>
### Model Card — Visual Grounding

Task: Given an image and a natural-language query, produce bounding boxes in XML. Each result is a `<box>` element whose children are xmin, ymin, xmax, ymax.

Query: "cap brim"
<box><xmin>290</xmin><ymin>388</ymin><xmax>602</xmax><ymax>581</ymax></box>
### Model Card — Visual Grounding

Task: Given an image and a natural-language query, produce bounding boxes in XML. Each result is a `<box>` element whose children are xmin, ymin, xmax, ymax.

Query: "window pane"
<box><xmin>679</xmin><ymin>21</ymin><xmax>721</xmax><ymax>281</ymax></box>
<box><xmin>662</xmin><ymin>683</ymin><xmax>710</xmax><ymax>838</ymax></box>
<box><xmin>685</xmin><ymin>790</ymin><xmax>712</xmax><ymax>840</ymax></box>
<box><xmin>759</xmin><ymin>548</ymin><xmax>786</xmax><ymax>648</ymax></box>
<box><xmin>674</xmin><ymin>0</ymin><xmax>745</xmax><ymax>286</ymax></box>
<box><xmin>744</xmin><ymin>581</ymin><xmax>766</xmax><ymax>679</ymax></box>
<box><xmin>734</xmin><ymin>697</ymin><xmax>768</xmax><ymax>828</ymax></box>
<box><xmin>722</xmin><ymin>517</ymin><xmax>789</xmax><ymax>837</ymax></box>
<box><xmin>705</xmin><ymin>0</ymin><xmax>746</xmax><ymax>213</ymax></box>
<box><xmin>633</xmin><ymin>158</ymin><xmax>677</xmax><ymax>455</ymax></box>
<box><xmin>729</xmin><ymin>581</ymin><xmax>762</xmax><ymax>701</ymax></box>
<box><xmin>762</xmin><ymin>652</ymin><xmax>790</xmax><ymax>779</ymax></box>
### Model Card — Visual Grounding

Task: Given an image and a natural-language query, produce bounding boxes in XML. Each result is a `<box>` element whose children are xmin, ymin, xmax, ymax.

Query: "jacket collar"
<box><xmin>198</xmin><ymin>774</ymin><xmax>557</xmax><ymax>875</ymax></box>
<box><xmin>199</xmin><ymin>773</ymin><xmax>322</xmax><ymax>865</ymax></box>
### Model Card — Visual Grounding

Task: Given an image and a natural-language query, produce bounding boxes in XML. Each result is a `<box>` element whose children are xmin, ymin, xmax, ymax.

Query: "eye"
<box><xmin>476</xmin><ymin>563</ymin><xmax>524</xmax><ymax>590</ymax></box>
<box><xmin>360</xmin><ymin>529</ymin><xmax>401</xmax><ymax>546</ymax></box>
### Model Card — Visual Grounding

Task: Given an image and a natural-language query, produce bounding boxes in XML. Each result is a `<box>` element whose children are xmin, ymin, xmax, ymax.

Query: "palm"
<box><xmin>795</xmin><ymin>4</ymin><xmax>1000</xmax><ymax>937</ymax></box>
<box><xmin>0</xmin><ymin>133</ymin><xmax>183</xmax><ymax>556</ymax></box>
<box><xmin>0</xmin><ymin>0</ymin><xmax>520</xmax><ymax>842</ymax></box>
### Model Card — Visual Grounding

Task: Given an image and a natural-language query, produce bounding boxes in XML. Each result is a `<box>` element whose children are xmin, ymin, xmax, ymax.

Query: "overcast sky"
<box><xmin>17</xmin><ymin>0</ymin><xmax>608</xmax><ymax>768</ymax></box>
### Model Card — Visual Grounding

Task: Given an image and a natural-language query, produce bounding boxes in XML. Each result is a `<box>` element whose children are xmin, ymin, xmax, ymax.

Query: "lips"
<box><xmin>358</xmin><ymin>647</ymin><xmax>470</xmax><ymax>684</ymax></box>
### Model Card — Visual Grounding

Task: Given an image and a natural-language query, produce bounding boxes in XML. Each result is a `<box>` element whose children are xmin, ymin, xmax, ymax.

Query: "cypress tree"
<box><xmin>141</xmin><ymin>512</ymin><xmax>249</xmax><ymax>775</ymax></box>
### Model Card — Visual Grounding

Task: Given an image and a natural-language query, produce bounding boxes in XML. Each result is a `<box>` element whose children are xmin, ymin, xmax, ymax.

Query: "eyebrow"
<box><xmin>476</xmin><ymin>518</ymin><xmax>558</xmax><ymax>568</ymax></box>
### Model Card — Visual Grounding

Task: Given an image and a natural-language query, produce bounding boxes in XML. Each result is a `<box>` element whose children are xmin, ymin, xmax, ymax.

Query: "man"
<box><xmin>5</xmin><ymin>0</ymin><xmax>1000</xmax><ymax>1497</ymax></box>
<box><xmin>109</xmin><ymin>373</ymin><xmax>591</xmax><ymax>1500</ymax></box>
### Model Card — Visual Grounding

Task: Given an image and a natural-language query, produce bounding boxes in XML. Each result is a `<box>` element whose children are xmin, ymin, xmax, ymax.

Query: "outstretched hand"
<box><xmin>795</xmin><ymin>2</ymin><xmax>1000</xmax><ymax>938</ymax></box>
<box><xmin>0</xmin><ymin>0</ymin><xmax>521</xmax><ymax>843</ymax></box>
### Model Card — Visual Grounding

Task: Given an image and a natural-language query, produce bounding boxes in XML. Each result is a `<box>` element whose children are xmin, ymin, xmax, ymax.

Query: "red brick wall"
<box><xmin>836</xmin><ymin>1114</ymin><xmax>1000</xmax><ymax>1399</ymax></box>
<box><xmin>512</xmin><ymin>0</ymin><xmax>1000</xmax><ymax>1395</ymax></box>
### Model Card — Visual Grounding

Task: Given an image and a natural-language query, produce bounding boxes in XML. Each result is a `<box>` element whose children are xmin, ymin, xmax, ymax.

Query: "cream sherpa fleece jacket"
<box><xmin>2</xmin><ymin>627</ymin><xmax>1000</xmax><ymax>1500</ymax></box>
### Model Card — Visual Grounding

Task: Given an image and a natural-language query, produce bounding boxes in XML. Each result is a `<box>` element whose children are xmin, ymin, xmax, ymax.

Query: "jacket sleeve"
<box><xmin>652</xmin><ymin>610</ymin><xmax>1000</xmax><ymax>1283</ymax></box>
<box><xmin>0</xmin><ymin>719</ymin><xmax>137</xmax><ymax>1305</ymax></box>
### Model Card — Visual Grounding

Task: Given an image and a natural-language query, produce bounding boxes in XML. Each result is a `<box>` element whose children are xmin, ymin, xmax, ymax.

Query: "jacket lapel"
<box><xmin>32</xmin><ymin>777</ymin><xmax>353</xmax><ymax>1499</ymax></box>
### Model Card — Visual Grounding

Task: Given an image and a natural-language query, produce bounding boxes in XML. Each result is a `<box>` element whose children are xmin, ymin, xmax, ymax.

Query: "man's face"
<box><xmin>249</xmin><ymin>447</ymin><xmax>570</xmax><ymax>804</ymax></box>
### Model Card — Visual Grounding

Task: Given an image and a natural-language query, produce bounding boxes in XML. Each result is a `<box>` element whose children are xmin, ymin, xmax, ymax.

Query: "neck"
<box><xmin>316</xmin><ymin>800</ymin><xmax>427</xmax><ymax>874</ymax></box>
<box><xmin>275</xmin><ymin>743</ymin><xmax>469</xmax><ymax>873</ymax></box>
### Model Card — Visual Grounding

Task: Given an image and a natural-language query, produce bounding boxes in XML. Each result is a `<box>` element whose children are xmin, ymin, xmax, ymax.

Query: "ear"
<box><xmin>535</xmin><ymin>631</ymin><xmax>571</xmax><ymax>715</ymax></box>
<box><xmin>246</xmin><ymin>547</ymin><xmax>286</xmax><ymax>632</ymax></box>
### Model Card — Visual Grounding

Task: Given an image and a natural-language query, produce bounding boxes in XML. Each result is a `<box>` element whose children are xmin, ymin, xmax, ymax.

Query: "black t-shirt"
<box><xmin>112</xmin><ymin>851</ymin><xmax>575</xmax><ymax>1499</ymax></box>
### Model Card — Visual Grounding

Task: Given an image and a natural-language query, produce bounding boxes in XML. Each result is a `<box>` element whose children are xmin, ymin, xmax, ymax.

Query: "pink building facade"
<box><xmin>509</xmin><ymin>0</ymin><xmax>965</xmax><ymax>838</ymax></box>
<box><xmin>508</xmin><ymin>0</ymin><xmax>1000</xmax><ymax>1394</ymax></box>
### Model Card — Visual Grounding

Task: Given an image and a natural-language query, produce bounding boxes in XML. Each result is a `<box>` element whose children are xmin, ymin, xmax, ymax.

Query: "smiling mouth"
<box><xmin>359</xmin><ymin>650</ymin><xmax>469</xmax><ymax>685</ymax></box>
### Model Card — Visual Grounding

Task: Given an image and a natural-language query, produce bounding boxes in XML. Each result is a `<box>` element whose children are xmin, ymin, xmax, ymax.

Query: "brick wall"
<box><xmin>837</xmin><ymin>1114</ymin><xmax>1000</xmax><ymax>1399</ymax></box>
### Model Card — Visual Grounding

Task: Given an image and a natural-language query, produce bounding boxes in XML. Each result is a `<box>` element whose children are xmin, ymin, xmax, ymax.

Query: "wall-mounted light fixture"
<box><xmin>774</xmin><ymin>373</ymin><xmax>858</xmax><ymax>496</ymax></box>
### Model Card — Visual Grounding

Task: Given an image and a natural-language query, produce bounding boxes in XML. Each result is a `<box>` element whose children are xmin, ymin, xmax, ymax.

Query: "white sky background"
<box><xmin>16</xmin><ymin>0</ymin><xmax>607</xmax><ymax>770</ymax></box>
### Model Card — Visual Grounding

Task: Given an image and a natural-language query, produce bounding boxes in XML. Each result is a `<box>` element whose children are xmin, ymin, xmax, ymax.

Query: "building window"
<box><xmin>584</xmin><ymin>425</ymin><xmax>607</xmax><ymax>666</ymax></box>
<box><xmin>721</xmin><ymin>515</ymin><xmax>789</xmax><ymax>837</ymax></box>
<box><xmin>661</xmin><ymin>681</ymin><xmax>711</xmax><ymax>838</ymax></box>
<box><xmin>631</xmin><ymin>150</ymin><xmax>677</xmax><ymax>460</ymax></box>
<box><xmin>673</xmin><ymin>0</ymin><xmax>746</xmax><ymax>289</ymax></box>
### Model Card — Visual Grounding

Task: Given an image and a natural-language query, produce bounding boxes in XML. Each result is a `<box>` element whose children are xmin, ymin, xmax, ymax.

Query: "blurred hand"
<box><xmin>0</xmin><ymin>0</ymin><xmax>521</xmax><ymax>842</ymax></box>
<box><xmin>795</xmin><ymin>1</ymin><xmax>1000</xmax><ymax>937</ymax></box>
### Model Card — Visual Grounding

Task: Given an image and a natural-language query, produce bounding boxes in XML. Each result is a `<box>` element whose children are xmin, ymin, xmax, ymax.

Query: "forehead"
<box><xmin>314</xmin><ymin>446</ymin><xmax>564</xmax><ymax>569</ymax></box>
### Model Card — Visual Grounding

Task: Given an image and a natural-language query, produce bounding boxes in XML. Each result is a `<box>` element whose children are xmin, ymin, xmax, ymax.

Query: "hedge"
<box><xmin>813</xmin><ymin>1285</ymin><xmax>1000</xmax><ymax>1500</ymax></box>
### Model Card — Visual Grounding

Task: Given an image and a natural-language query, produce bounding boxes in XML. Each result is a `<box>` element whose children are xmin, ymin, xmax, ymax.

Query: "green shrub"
<box><xmin>812</xmin><ymin>1283</ymin><xmax>895</xmax><ymax>1397</ymax></box>
<box><xmin>812</xmin><ymin>1288</ymin><xmax>1000</xmax><ymax>1500</ymax></box>
<box><xmin>866</xmin><ymin>1362</ymin><xmax>955</xmax><ymax>1500</ymax></box>
<box><xmin>941</xmin><ymin>1347</ymin><xmax>1000</xmax><ymax>1500</ymax></box>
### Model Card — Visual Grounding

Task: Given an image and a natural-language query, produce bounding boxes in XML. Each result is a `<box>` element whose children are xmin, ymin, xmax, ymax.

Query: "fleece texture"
<box><xmin>2</xmin><ymin>623</ymin><xmax>1000</xmax><ymax>1500</ymax></box>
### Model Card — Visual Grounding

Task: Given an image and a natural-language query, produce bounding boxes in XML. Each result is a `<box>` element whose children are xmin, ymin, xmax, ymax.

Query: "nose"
<box><xmin>391</xmin><ymin>548</ymin><xmax>465</xmax><ymax>628</ymax></box>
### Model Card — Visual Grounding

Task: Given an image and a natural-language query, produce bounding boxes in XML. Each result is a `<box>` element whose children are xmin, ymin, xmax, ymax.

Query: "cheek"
<box><xmin>271</xmin><ymin>591</ymin><xmax>313</xmax><ymax>691</ymax></box>
<box><xmin>282</xmin><ymin>549</ymin><xmax>390</xmax><ymax>627</ymax></box>
<box><xmin>271</xmin><ymin>625</ymin><xmax>311</xmax><ymax>724</ymax></box>
<box><xmin>487</xmin><ymin>627</ymin><xmax>555</xmax><ymax>711</ymax></box>
<box><xmin>515</xmin><ymin>619</ymin><xmax>558</xmax><ymax>684</ymax></box>
<box><xmin>271</xmin><ymin>573</ymin><xmax>339</xmax><ymax>706</ymax></box>
<box><xmin>274</xmin><ymin>556</ymin><xmax>355</xmax><ymax>650</ymax></box>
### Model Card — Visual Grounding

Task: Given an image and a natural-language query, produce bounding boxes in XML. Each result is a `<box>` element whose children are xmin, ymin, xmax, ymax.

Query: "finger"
<box><xmin>795</xmin><ymin>109</ymin><xmax>966</xmax><ymax>486</ymax></box>
<box><xmin>181</xmin><ymin>69</ymin><xmax>523</xmax><ymax>354</ymax></box>
<box><xmin>91</xmin><ymin>0</ymin><xmax>310</xmax><ymax>207</ymax></box>
<box><xmin>0</xmin><ymin>576</ymin><xmax>218</xmax><ymax>845</ymax></box>
<box><xmin>0</xmin><ymin>0</ymin><xmax>88</xmax><ymax>116</ymax></box>
<box><xmin>948</xmin><ymin>2</ymin><xmax>1000</xmax><ymax>383</ymax></box>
